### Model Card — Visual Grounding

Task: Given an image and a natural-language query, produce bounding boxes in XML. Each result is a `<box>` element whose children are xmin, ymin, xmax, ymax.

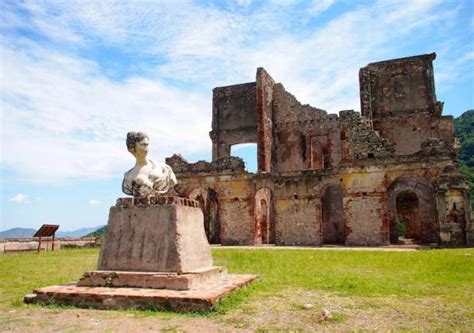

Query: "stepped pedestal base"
<box><xmin>25</xmin><ymin>274</ymin><xmax>257</xmax><ymax>312</ymax></box>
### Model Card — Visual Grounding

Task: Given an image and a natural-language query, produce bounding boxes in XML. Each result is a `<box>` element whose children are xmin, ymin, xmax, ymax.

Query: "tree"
<box><xmin>454</xmin><ymin>110</ymin><xmax>474</xmax><ymax>200</ymax></box>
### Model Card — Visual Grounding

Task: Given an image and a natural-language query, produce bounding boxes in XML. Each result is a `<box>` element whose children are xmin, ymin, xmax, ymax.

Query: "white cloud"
<box><xmin>308</xmin><ymin>0</ymin><xmax>335</xmax><ymax>16</ymax></box>
<box><xmin>8</xmin><ymin>193</ymin><xmax>29</xmax><ymax>204</ymax></box>
<box><xmin>215</xmin><ymin>0</ymin><xmax>449</xmax><ymax>112</ymax></box>
<box><xmin>235</xmin><ymin>0</ymin><xmax>252</xmax><ymax>7</ymax></box>
<box><xmin>88</xmin><ymin>199</ymin><xmax>101</xmax><ymax>205</ymax></box>
<box><xmin>1</xmin><ymin>43</ymin><xmax>210</xmax><ymax>183</ymax></box>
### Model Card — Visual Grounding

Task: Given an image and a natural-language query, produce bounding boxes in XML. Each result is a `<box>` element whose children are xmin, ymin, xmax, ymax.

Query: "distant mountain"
<box><xmin>0</xmin><ymin>227</ymin><xmax>36</xmax><ymax>239</ymax></box>
<box><xmin>86</xmin><ymin>225</ymin><xmax>108</xmax><ymax>238</ymax></box>
<box><xmin>0</xmin><ymin>225</ymin><xmax>105</xmax><ymax>239</ymax></box>
<box><xmin>56</xmin><ymin>225</ymin><xmax>105</xmax><ymax>238</ymax></box>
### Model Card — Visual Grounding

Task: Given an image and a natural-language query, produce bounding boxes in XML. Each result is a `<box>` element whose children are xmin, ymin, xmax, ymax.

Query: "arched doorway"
<box><xmin>188</xmin><ymin>188</ymin><xmax>220</xmax><ymax>244</ymax></box>
<box><xmin>395</xmin><ymin>191</ymin><xmax>421</xmax><ymax>241</ymax></box>
<box><xmin>255</xmin><ymin>188</ymin><xmax>274</xmax><ymax>244</ymax></box>
<box><xmin>321</xmin><ymin>185</ymin><xmax>345</xmax><ymax>244</ymax></box>
<box><xmin>206</xmin><ymin>189</ymin><xmax>220</xmax><ymax>244</ymax></box>
<box><xmin>388</xmin><ymin>176</ymin><xmax>438</xmax><ymax>244</ymax></box>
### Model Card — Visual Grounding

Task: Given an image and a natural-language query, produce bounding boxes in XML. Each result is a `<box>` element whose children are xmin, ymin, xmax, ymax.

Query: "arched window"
<box><xmin>254</xmin><ymin>188</ymin><xmax>273</xmax><ymax>244</ymax></box>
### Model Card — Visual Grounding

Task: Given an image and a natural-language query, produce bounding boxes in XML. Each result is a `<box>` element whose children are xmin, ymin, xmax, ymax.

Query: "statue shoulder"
<box><xmin>124</xmin><ymin>167</ymin><xmax>135</xmax><ymax>178</ymax></box>
<box><xmin>122</xmin><ymin>173</ymin><xmax>133</xmax><ymax>195</ymax></box>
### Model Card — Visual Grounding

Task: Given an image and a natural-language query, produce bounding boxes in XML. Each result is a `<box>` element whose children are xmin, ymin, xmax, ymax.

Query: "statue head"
<box><xmin>126</xmin><ymin>132</ymin><xmax>149</xmax><ymax>158</ymax></box>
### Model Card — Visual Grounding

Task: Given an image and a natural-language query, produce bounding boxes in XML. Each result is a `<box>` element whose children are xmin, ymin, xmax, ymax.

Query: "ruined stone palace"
<box><xmin>166</xmin><ymin>53</ymin><xmax>472</xmax><ymax>247</ymax></box>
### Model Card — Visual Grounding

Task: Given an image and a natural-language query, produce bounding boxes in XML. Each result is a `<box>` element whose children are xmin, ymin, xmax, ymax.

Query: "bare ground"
<box><xmin>1</xmin><ymin>288</ymin><xmax>472</xmax><ymax>332</ymax></box>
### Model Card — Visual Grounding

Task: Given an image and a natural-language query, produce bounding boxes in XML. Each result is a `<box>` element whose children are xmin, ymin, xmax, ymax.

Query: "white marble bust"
<box><xmin>122</xmin><ymin>132</ymin><xmax>177</xmax><ymax>197</ymax></box>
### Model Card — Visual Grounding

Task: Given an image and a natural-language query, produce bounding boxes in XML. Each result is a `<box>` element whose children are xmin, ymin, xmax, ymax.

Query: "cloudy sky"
<box><xmin>1</xmin><ymin>0</ymin><xmax>473</xmax><ymax>232</ymax></box>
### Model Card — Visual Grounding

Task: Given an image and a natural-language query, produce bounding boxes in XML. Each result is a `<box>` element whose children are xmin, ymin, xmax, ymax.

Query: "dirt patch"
<box><xmin>1</xmin><ymin>289</ymin><xmax>473</xmax><ymax>332</ymax></box>
<box><xmin>219</xmin><ymin>289</ymin><xmax>473</xmax><ymax>332</ymax></box>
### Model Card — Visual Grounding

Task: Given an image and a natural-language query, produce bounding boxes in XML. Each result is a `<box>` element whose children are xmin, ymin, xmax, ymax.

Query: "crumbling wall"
<box><xmin>172</xmin><ymin>155</ymin><xmax>458</xmax><ymax>246</ymax></box>
<box><xmin>272</xmin><ymin>83</ymin><xmax>341</xmax><ymax>172</ymax></box>
<box><xmin>256</xmin><ymin>68</ymin><xmax>275</xmax><ymax>173</ymax></box>
<box><xmin>166</xmin><ymin>154</ymin><xmax>245</xmax><ymax>175</ymax></box>
<box><xmin>435</xmin><ymin>116</ymin><xmax>455</xmax><ymax>143</ymax></box>
<box><xmin>211</xmin><ymin>82</ymin><xmax>257</xmax><ymax>160</ymax></box>
<box><xmin>360</xmin><ymin>54</ymin><xmax>437</xmax><ymax>116</ymax></box>
<box><xmin>167</xmin><ymin>55</ymin><xmax>469</xmax><ymax>248</ymax></box>
<box><xmin>372</xmin><ymin>111</ymin><xmax>435</xmax><ymax>155</ymax></box>
<box><xmin>436</xmin><ymin>166</ymin><xmax>472</xmax><ymax>246</ymax></box>
<box><xmin>359</xmin><ymin>53</ymin><xmax>453</xmax><ymax>155</ymax></box>
<box><xmin>339</xmin><ymin>110</ymin><xmax>395</xmax><ymax>160</ymax></box>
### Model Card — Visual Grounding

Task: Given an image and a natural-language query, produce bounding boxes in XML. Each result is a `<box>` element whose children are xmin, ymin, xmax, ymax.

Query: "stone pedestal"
<box><xmin>98</xmin><ymin>196</ymin><xmax>212</xmax><ymax>273</ymax></box>
<box><xmin>25</xmin><ymin>196</ymin><xmax>257</xmax><ymax>312</ymax></box>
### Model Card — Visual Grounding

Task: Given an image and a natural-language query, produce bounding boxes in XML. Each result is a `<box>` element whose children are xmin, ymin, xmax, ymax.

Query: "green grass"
<box><xmin>0</xmin><ymin>248</ymin><xmax>98</xmax><ymax>307</ymax></box>
<box><xmin>1</xmin><ymin>248</ymin><xmax>473</xmax><ymax>313</ymax></box>
<box><xmin>212</xmin><ymin>248</ymin><xmax>474</xmax><ymax>300</ymax></box>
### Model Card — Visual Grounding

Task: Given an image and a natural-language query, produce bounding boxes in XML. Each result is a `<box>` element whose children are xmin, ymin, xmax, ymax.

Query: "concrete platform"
<box><xmin>24</xmin><ymin>274</ymin><xmax>257</xmax><ymax>312</ymax></box>
<box><xmin>77</xmin><ymin>266</ymin><xmax>228</xmax><ymax>290</ymax></box>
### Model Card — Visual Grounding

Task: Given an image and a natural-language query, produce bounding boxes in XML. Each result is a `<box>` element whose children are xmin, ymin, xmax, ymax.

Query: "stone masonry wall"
<box><xmin>339</xmin><ymin>110</ymin><xmax>395</xmax><ymax>160</ymax></box>
<box><xmin>359</xmin><ymin>53</ymin><xmax>454</xmax><ymax>155</ymax></box>
<box><xmin>211</xmin><ymin>82</ymin><xmax>257</xmax><ymax>160</ymax></box>
<box><xmin>168</xmin><ymin>55</ymin><xmax>470</xmax><ymax>247</ymax></box>
<box><xmin>256</xmin><ymin>68</ymin><xmax>275</xmax><ymax>173</ymax></box>
<box><xmin>173</xmin><ymin>156</ymin><xmax>458</xmax><ymax>246</ymax></box>
<box><xmin>272</xmin><ymin>83</ymin><xmax>342</xmax><ymax>172</ymax></box>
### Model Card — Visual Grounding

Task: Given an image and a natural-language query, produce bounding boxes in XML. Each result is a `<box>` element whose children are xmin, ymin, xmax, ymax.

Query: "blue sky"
<box><xmin>1</xmin><ymin>0</ymin><xmax>473</xmax><ymax>232</ymax></box>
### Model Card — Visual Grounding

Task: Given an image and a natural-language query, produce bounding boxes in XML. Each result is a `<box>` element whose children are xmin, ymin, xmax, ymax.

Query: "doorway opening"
<box><xmin>255</xmin><ymin>188</ymin><xmax>274</xmax><ymax>244</ymax></box>
<box><xmin>321</xmin><ymin>186</ymin><xmax>345</xmax><ymax>244</ymax></box>
<box><xmin>191</xmin><ymin>188</ymin><xmax>220</xmax><ymax>244</ymax></box>
<box><xmin>394</xmin><ymin>191</ymin><xmax>420</xmax><ymax>244</ymax></box>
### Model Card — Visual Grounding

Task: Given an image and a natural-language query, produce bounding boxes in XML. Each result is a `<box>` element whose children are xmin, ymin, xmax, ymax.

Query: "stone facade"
<box><xmin>167</xmin><ymin>53</ymin><xmax>472</xmax><ymax>247</ymax></box>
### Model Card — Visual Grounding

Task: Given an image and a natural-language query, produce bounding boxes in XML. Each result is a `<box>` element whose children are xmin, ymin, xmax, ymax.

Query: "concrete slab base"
<box><xmin>24</xmin><ymin>274</ymin><xmax>257</xmax><ymax>312</ymax></box>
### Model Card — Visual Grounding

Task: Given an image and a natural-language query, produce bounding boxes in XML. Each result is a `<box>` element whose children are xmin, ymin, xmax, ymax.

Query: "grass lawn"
<box><xmin>1</xmin><ymin>247</ymin><xmax>473</xmax><ymax>332</ymax></box>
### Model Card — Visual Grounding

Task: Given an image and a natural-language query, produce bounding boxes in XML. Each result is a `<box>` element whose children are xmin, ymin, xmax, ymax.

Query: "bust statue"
<box><xmin>122</xmin><ymin>132</ymin><xmax>177</xmax><ymax>197</ymax></box>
